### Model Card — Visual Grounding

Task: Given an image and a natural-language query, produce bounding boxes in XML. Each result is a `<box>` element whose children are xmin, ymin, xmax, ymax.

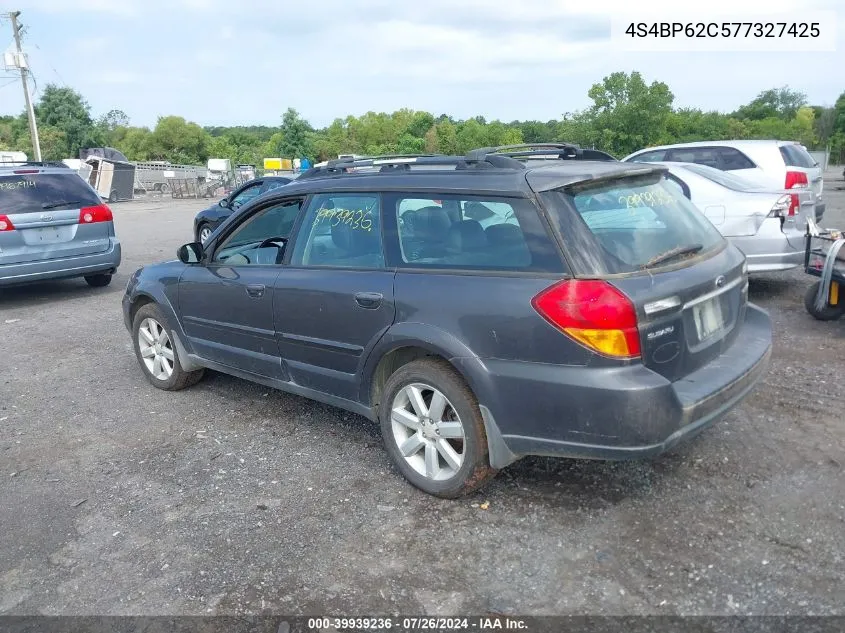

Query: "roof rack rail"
<box><xmin>466</xmin><ymin>143</ymin><xmax>617</xmax><ymax>162</ymax></box>
<box><xmin>297</xmin><ymin>152</ymin><xmax>527</xmax><ymax>180</ymax></box>
<box><xmin>0</xmin><ymin>160</ymin><xmax>70</xmax><ymax>169</ymax></box>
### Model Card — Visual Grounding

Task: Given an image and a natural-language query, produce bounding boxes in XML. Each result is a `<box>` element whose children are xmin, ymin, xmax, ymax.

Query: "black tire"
<box><xmin>379</xmin><ymin>358</ymin><xmax>496</xmax><ymax>498</ymax></box>
<box><xmin>84</xmin><ymin>273</ymin><xmax>112</xmax><ymax>287</ymax></box>
<box><xmin>197</xmin><ymin>222</ymin><xmax>212</xmax><ymax>243</ymax></box>
<box><xmin>160</xmin><ymin>183</ymin><xmax>171</xmax><ymax>195</ymax></box>
<box><xmin>804</xmin><ymin>281</ymin><xmax>845</xmax><ymax>321</ymax></box>
<box><xmin>132</xmin><ymin>303</ymin><xmax>204</xmax><ymax>391</ymax></box>
<box><xmin>108</xmin><ymin>190</ymin><xmax>118</xmax><ymax>203</ymax></box>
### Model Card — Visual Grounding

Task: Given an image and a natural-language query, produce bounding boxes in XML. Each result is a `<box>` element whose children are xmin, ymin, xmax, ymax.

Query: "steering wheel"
<box><xmin>257</xmin><ymin>236</ymin><xmax>288</xmax><ymax>264</ymax></box>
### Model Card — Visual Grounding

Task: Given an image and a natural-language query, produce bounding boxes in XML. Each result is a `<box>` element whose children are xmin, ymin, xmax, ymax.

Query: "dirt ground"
<box><xmin>1</xmin><ymin>169</ymin><xmax>844</xmax><ymax>616</ymax></box>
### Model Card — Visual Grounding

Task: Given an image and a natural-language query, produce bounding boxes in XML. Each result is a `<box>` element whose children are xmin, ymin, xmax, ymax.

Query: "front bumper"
<box><xmin>478</xmin><ymin>304</ymin><xmax>772</xmax><ymax>466</ymax></box>
<box><xmin>0</xmin><ymin>239</ymin><xmax>121</xmax><ymax>287</ymax></box>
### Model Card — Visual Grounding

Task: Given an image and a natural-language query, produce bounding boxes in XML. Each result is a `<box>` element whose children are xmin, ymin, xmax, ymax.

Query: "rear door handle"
<box><xmin>354</xmin><ymin>292</ymin><xmax>383</xmax><ymax>309</ymax></box>
<box><xmin>246</xmin><ymin>283</ymin><xmax>265</xmax><ymax>298</ymax></box>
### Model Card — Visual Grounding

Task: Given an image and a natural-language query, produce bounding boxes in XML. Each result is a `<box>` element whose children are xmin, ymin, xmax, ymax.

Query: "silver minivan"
<box><xmin>0</xmin><ymin>163</ymin><xmax>121</xmax><ymax>287</ymax></box>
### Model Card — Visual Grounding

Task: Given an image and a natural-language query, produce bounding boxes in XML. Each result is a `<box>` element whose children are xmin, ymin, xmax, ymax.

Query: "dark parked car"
<box><xmin>194</xmin><ymin>176</ymin><xmax>293</xmax><ymax>242</ymax></box>
<box><xmin>124</xmin><ymin>144</ymin><xmax>772</xmax><ymax>498</ymax></box>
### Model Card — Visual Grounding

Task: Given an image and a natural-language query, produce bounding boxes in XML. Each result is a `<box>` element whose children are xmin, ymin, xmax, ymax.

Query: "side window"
<box><xmin>231</xmin><ymin>183</ymin><xmax>263</xmax><ymax>208</ymax></box>
<box><xmin>290</xmin><ymin>193</ymin><xmax>384</xmax><ymax>269</ymax></box>
<box><xmin>213</xmin><ymin>199</ymin><xmax>303</xmax><ymax>266</ymax></box>
<box><xmin>391</xmin><ymin>195</ymin><xmax>562</xmax><ymax>272</ymax></box>
<box><xmin>630</xmin><ymin>150</ymin><xmax>666</xmax><ymax>163</ymax></box>
<box><xmin>262</xmin><ymin>179</ymin><xmax>289</xmax><ymax>193</ymax></box>
<box><xmin>667</xmin><ymin>147</ymin><xmax>721</xmax><ymax>169</ymax></box>
<box><xmin>717</xmin><ymin>147</ymin><xmax>755</xmax><ymax>171</ymax></box>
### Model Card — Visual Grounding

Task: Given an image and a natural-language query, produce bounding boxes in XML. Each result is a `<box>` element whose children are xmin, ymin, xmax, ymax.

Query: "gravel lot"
<box><xmin>2</xmin><ymin>169</ymin><xmax>845</xmax><ymax>617</ymax></box>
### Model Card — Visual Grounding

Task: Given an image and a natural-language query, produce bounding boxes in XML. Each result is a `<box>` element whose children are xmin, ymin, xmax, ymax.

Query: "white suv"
<box><xmin>622</xmin><ymin>140</ymin><xmax>825</xmax><ymax>221</ymax></box>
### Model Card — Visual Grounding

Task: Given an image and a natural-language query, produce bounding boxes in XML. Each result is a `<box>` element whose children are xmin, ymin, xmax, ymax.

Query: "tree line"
<box><xmin>2</xmin><ymin>71</ymin><xmax>843</xmax><ymax>167</ymax></box>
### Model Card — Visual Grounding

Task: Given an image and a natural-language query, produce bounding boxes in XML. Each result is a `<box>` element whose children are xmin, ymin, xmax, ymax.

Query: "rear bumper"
<box><xmin>729</xmin><ymin>225</ymin><xmax>803</xmax><ymax>273</ymax></box>
<box><xmin>0</xmin><ymin>239</ymin><xmax>121</xmax><ymax>286</ymax></box>
<box><xmin>477</xmin><ymin>304</ymin><xmax>772</xmax><ymax>467</ymax></box>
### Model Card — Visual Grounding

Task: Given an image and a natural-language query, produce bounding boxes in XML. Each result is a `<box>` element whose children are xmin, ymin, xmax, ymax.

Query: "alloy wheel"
<box><xmin>390</xmin><ymin>382</ymin><xmax>466</xmax><ymax>481</ymax></box>
<box><xmin>137</xmin><ymin>317</ymin><xmax>175</xmax><ymax>380</ymax></box>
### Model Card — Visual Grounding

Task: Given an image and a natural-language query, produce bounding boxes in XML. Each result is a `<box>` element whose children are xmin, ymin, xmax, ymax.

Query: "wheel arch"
<box><xmin>359</xmin><ymin>323</ymin><xmax>516</xmax><ymax>469</ymax></box>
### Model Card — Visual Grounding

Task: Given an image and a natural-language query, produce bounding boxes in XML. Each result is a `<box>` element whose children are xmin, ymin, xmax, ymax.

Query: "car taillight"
<box><xmin>531</xmin><ymin>279</ymin><xmax>641</xmax><ymax>359</ymax></box>
<box><xmin>78</xmin><ymin>204</ymin><xmax>113</xmax><ymax>224</ymax></box>
<box><xmin>768</xmin><ymin>194</ymin><xmax>796</xmax><ymax>218</ymax></box>
<box><xmin>785</xmin><ymin>170</ymin><xmax>808</xmax><ymax>190</ymax></box>
<box><xmin>0</xmin><ymin>214</ymin><xmax>15</xmax><ymax>231</ymax></box>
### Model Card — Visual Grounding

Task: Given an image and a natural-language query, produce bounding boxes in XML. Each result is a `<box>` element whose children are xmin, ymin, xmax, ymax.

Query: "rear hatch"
<box><xmin>537</xmin><ymin>168</ymin><xmax>748</xmax><ymax>382</ymax></box>
<box><xmin>779</xmin><ymin>143</ymin><xmax>823</xmax><ymax>199</ymax></box>
<box><xmin>0</xmin><ymin>170</ymin><xmax>112</xmax><ymax>266</ymax></box>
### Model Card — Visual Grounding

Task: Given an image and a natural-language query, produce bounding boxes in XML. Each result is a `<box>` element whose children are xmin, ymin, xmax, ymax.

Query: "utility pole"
<box><xmin>8</xmin><ymin>11</ymin><xmax>41</xmax><ymax>161</ymax></box>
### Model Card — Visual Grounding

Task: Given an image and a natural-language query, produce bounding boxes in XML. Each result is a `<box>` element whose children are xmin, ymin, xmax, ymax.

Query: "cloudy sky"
<box><xmin>1</xmin><ymin>0</ymin><xmax>842</xmax><ymax>129</ymax></box>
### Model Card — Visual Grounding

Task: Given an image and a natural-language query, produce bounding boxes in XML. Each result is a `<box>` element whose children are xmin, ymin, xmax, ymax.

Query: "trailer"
<box><xmin>803</xmin><ymin>221</ymin><xmax>845</xmax><ymax>321</ymax></box>
<box><xmin>84</xmin><ymin>156</ymin><xmax>135</xmax><ymax>202</ymax></box>
<box><xmin>134</xmin><ymin>161</ymin><xmax>208</xmax><ymax>194</ymax></box>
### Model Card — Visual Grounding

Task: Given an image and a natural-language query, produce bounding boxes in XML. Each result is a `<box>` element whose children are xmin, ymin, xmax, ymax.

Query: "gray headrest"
<box><xmin>447</xmin><ymin>220</ymin><xmax>486</xmax><ymax>253</ymax></box>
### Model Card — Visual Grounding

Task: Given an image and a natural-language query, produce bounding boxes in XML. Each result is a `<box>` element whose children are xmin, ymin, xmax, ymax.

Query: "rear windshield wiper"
<box><xmin>643</xmin><ymin>243</ymin><xmax>703</xmax><ymax>269</ymax></box>
<box><xmin>41</xmin><ymin>200</ymin><xmax>86</xmax><ymax>210</ymax></box>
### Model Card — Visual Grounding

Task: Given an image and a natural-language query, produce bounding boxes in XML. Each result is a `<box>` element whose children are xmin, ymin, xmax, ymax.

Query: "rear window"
<box><xmin>779</xmin><ymin>144</ymin><xmax>817</xmax><ymax>168</ymax></box>
<box><xmin>0</xmin><ymin>172</ymin><xmax>101</xmax><ymax>214</ymax></box>
<box><xmin>681</xmin><ymin>164</ymin><xmax>758</xmax><ymax>191</ymax></box>
<box><xmin>540</xmin><ymin>174</ymin><xmax>724</xmax><ymax>275</ymax></box>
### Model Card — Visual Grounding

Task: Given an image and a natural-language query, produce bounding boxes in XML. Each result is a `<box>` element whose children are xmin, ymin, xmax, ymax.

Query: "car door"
<box><xmin>178</xmin><ymin>196</ymin><xmax>305</xmax><ymax>379</ymax></box>
<box><xmin>274</xmin><ymin>192</ymin><xmax>395</xmax><ymax>401</ymax></box>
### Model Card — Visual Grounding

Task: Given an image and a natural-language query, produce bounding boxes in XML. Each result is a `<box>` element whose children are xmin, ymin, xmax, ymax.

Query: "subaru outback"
<box><xmin>123</xmin><ymin>144</ymin><xmax>772</xmax><ymax>497</ymax></box>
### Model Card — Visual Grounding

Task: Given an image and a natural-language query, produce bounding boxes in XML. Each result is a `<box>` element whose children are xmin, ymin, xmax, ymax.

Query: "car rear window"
<box><xmin>779</xmin><ymin>144</ymin><xmax>817</xmax><ymax>168</ymax></box>
<box><xmin>540</xmin><ymin>173</ymin><xmax>724</xmax><ymax>275</ymax></box>
<box><xmin>0</xmin><ymin>172</ymin><xmax>101</xmax><ymax>214</ymax></box>
<box><xmin>681</xmin><ymin>163</ymin><xmax>759</xmax><ymax>191</ymax></box>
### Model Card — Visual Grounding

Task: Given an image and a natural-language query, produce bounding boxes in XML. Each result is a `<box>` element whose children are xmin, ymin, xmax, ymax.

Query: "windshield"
<box><xmin>0</xmin><ymin>172</ymin><xmax>101</xmax><ymax>214</ymax></box>
<box><xmin>679</xmin><ymin>163</ymin><xmax>759</xmax><ymax>191</ymax></box>
<box><xmin>540</xmin><ymin>173</ymin><xmax>724</xmax><ymax>275</ymax></box>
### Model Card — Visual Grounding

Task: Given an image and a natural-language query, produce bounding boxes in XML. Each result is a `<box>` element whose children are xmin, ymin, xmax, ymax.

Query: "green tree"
<box><xmin>733</xmin><ymin>87</ymin><xmax>807</xmax><ymax>121</ymax></box>
<box><xmin>111</xmin><ymin>126</ymin><xmax>153</xmax><ymax>161</ymax></box>
<box><xmin>148</xmin><ymin>116</ymin><xmax>209</xmax><ymax>164</ymax></box>
<box><xmin>583</xmin><ymin>71</ymin><xmax>674</xmax><ymax>156</ymax></box>
<box><xmin>432</xmin><ymin>120</ymin><xmax>459</xmax><ymax>155</ymax></box>
<box><xmin>276</xmin><ymin>108</ymin><xmax>313</xmax><ymax>159</ymax></box>
<box><xmin>405</xmin><ymin>111</ymin><xmax>435</xmax><ymax>139</ymax></box>
<box><xmin>33</xmin><ymin>84</ymin><xmax>98</xmax><ymax>156</ymax></box>
<box><xmin>396</xmin><ymin>133</ymin><xmax>425</xmax><ymax>154</ymax></box>
<box><xmin>455</xmin><ymin>119</ymin><xmax>488</xmax><ymax>153</ymax></box>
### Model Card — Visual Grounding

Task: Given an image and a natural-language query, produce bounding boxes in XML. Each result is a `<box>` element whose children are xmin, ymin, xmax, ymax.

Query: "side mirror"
<box><xmin>177</xmin><ymin>242</ymin><xmax>203</xmax><ymax>264</ymax></box>
<box><xmin>219</xmin><ymin>198</ymin><xmax>230</xmax><ymax>208</ymax></box>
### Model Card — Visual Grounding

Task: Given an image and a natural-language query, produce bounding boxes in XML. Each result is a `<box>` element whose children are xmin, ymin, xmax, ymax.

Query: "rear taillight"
<box><xmin>78</xmin><ymin>204</ymin><xmax>113</xmax><ymax>224</ymax></box>
<box><xmin>532</xmin><ymin>279</ymin><xmax>641</xmax><ymax>359</ymax></box>
<box><xmin>768</xmin><ymin>194</ymin><xmax>797</xmax><ymax>218</ymax></box>
<box><xmin>785</xmin><ymin>171</ymin><xmax>808</xmax><ymax>190</ymax></box>
<box><xmin>0</xmin><ymin>214</ymin><xmax>15</xmax><ymax>231</ymax></box>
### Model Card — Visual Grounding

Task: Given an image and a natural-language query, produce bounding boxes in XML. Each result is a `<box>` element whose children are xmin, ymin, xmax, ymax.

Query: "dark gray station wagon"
<box><xmin>123</xmin><ymin>144</ymin><xmax>772</xmax><ymax>497</ymax></box>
